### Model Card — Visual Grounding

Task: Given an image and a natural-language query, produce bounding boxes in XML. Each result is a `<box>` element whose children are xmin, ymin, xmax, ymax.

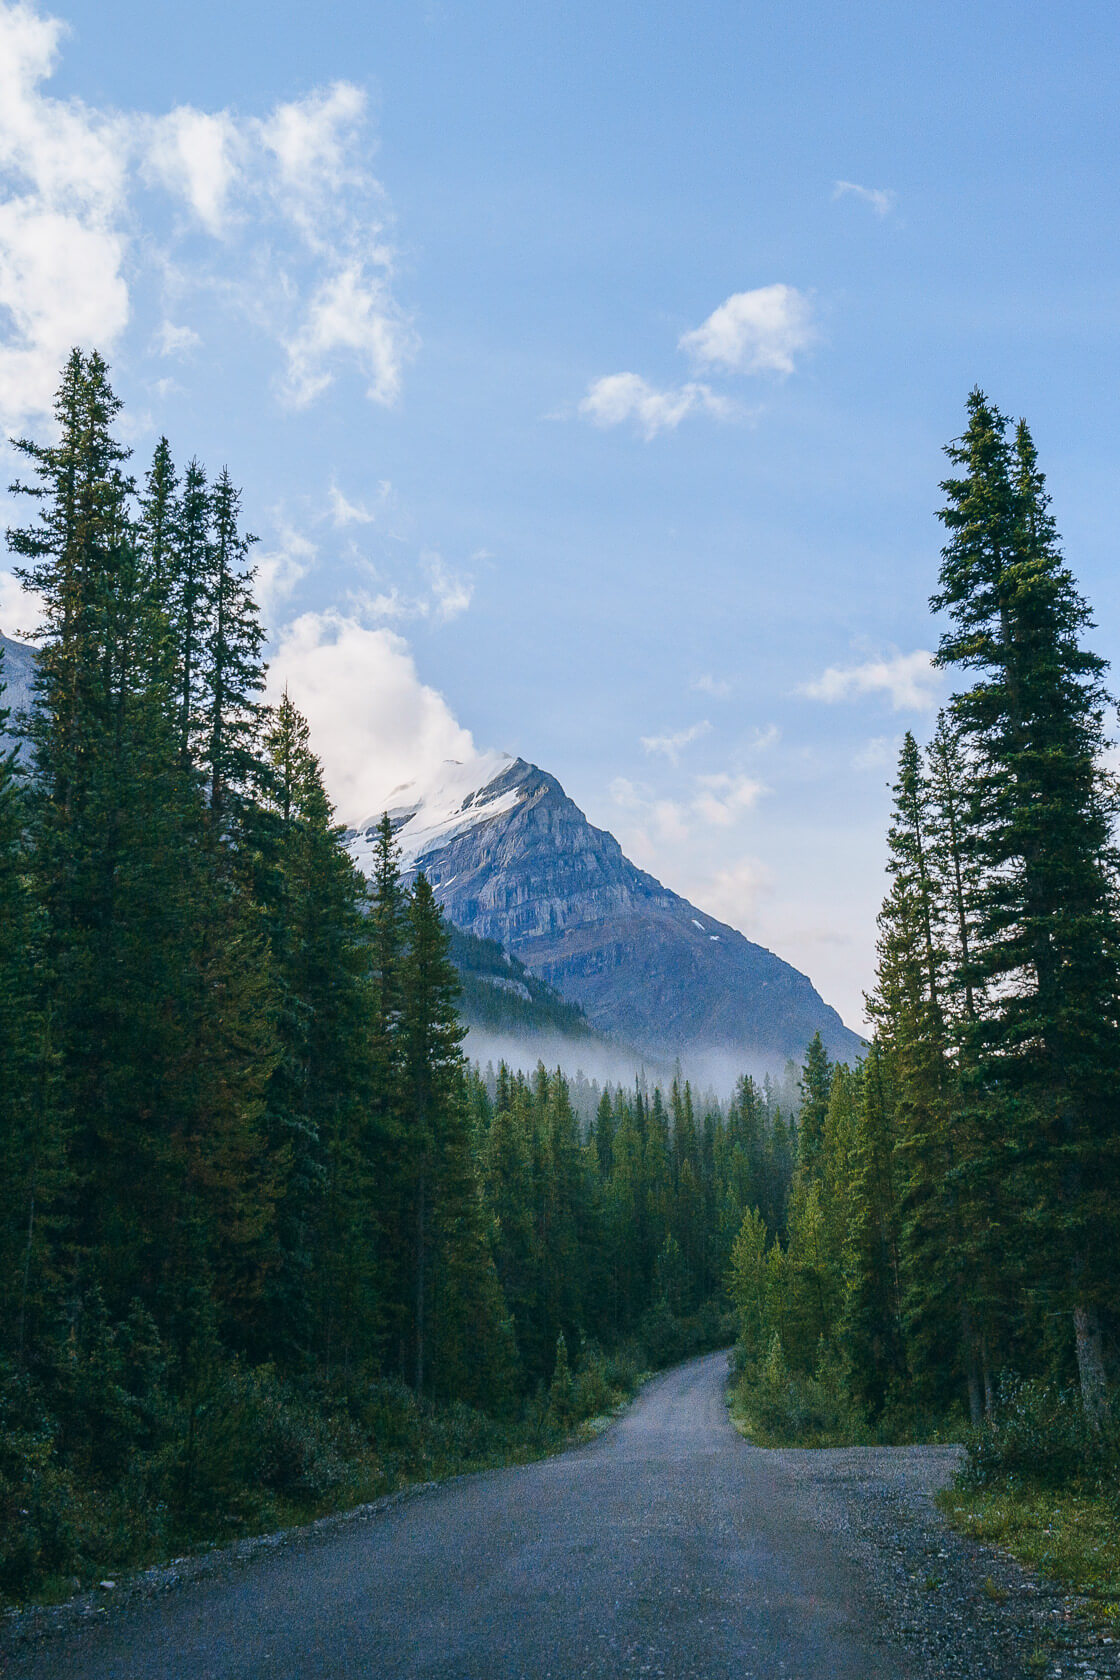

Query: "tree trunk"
<box><xmin>961</xmin><ymin>1302</ymin><xmax>983</xmax><ymax>1427</ymax></box>
<box><xmin>1074</xmin><ymin>1304</ymin><xmax>1110</xmax><ymax>1431</ymax></box>
<box><xmin>414</xmin><ymin>1172</ymin><xmax>426</xmax><ymax>1396</ymax></box>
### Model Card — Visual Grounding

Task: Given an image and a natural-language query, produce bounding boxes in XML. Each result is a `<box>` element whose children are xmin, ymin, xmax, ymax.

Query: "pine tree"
<box><xmin>399</xmin><ymin>873</ymin><xmax>468</xmax><ymax>1394</ymax></box>
<box><xmin>169</xmin><ymin>458</ymin><xmax>210</xmax><ymax>767</ymax></box>
<box><xmin>202</xmin><ymin>468</ymin><xmax>266</xmax><ymax>828</ymax></box>
<box><xmin>934</xmin><ymin>390</ymin><xmax>1120</xmax><ymax>1419</ymax></box>
<box><xmin>260</xmin><ymin>693</ymin><xmax>379</xmax><ymax>1370</ymax></box>
<box><xmin>796</xmin><ymin>1034</ymin><xmax>832</xmax><ymax>1174</ymax></box>
<box><xmin>869</xmin><ymin>731</ymin><xmax>993</xmax><ymax>1419</ymax></box>
<box><xmin>6</xmin><ymin>353</ymin><xmax>277</xmax><ymax>1357</ymax></box>
<box><xmin>0</xmin><ymin>644</ymin><xmax>61</xmax><ymax>1363</ymax></box>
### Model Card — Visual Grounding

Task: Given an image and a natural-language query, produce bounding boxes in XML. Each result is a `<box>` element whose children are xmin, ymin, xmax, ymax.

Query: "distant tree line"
<box><xmin>730</xmin><ymin>391</ymin><xmax>1119</xmax><ymax>1442</ymax></box>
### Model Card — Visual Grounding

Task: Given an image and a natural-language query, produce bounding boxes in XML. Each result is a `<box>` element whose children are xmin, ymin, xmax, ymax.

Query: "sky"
<box><xmin>2</xmin><ymin>0</ymin><xmax>1120</xmax><ymax>1032</ymax></box>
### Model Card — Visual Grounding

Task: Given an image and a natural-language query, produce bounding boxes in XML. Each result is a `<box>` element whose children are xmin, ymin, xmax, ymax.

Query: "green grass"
<box><xmin>937</xmin><ymin>1482</ymin><xmax>1120</xmax><ymax>1614</ymax></box>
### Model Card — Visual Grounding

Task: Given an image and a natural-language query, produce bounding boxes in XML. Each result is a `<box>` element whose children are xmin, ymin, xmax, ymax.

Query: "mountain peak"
<box><xmin>347</xmin><ymin>753</ymin><xmax>863</xmax><ymax>1072</ymax></box>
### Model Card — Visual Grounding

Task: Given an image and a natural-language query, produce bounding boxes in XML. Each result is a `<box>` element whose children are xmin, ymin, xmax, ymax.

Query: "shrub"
<box><xmin>734</xmin><ymin>1333</ymin><xmax>870</xmax><ymax>1446</ymax></box>
<box><xmin>961</xmin><ymin>1376</ymin><xmax>1119</xmax><ymax>1490</ymax></box>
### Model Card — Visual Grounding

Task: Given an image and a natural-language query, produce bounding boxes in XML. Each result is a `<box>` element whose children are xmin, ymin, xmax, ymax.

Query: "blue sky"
<box><xmin>2</xmin><ymin>0</ymin><xmax>1119</xmax><ymax>1030</ymax></box>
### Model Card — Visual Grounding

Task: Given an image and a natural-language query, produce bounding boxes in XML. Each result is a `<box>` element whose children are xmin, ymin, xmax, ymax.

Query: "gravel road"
<box><xmin>4</xmin><ymin>1349</ymin><xmax>1114</xmax><ymax>1679</ymax></box>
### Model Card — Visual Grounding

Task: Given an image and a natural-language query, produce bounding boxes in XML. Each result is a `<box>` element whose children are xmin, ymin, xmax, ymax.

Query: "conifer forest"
<box><xmin>1</xmin><ymin>358</ymin><xmax>1118</xmax><ymax>1601</ymax></box>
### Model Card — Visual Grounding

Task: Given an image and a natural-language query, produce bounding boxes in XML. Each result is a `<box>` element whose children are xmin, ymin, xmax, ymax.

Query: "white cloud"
<box><xmin>0</xmin><ymin>1</ymin><xmax>411</xmax><ymax>428</ymax></box>
<box><xmin>254</xmin><ymin>524</ymin><xmax>316</xmax><ymax>620</ymax></box>
<box><xmin>258</xmin><ymin>82</ymin><xmax>368</xmax><ymax>239</ymax></box>
<box><xmin>0</xmin><ymin>204</ymin><xmax>129</xmax><ymax>421</ymax></box>
<box><xmin>679</xmin><ymin>284</ymin><xmax>815</xmax><ymax>375</ymax></box>
<box><xmin>693</xmin><ymin>673</ymin><xmax>731</xmax><ymax>698</ymax></box>
<box><xmin>328</xmin><ymin>481</ymin><xmax>377</xmax><ymax>526</ymax></box>
<box><xmin>693</xmin><ymin>772</ymin><xmax>765</xmax><ymax>827</ymax></box>
<box><xmin>0</xmin><ymin>0</ymin><xmax>132</xmax><ymax>425</ymax></box>
<box><xmin>146</xmin><ymin>107</ymin><xmax>241</xmax><ymax>235</ymax></box>
<box><xmin>579</xmin><ymin>373</ymin><xmax>731</xmax><ymax>439</ymax></box>
<box><xmin>0</xmin><ymin>567</ymin><xmax>43</xmax><ymax>638</ymax></box>
<box><xmin>267</xmin><ymin>610</ymin><xmax>478</xmax><ymax>824</ymax></box>
<box><xmin>280</xmin><ymin>261</ymin><xmax>408</xmax><ymax>409</ymax></box>
<box><xmin>692</xmin><ymin>857</ymin><xmax>773</xmax><ymax>931</ymax></box>
<box><xmin>153</xmin><ymin>320</ymin><xmax>201</xmax><ymax>357</ymax></box>
<box><xmin>832</xmin><ymin>180</ymin><xmax>895</xmax><ymax>217</ymax></box>
<box><xmin>640</xmin><ymin>720</ymin><xmax>711</xmax><ymax>765</ymax></box>
<box><xmin>800</xmin><ymin>649</ymin><xmax>941</xmax><ymax>711</ymax></box>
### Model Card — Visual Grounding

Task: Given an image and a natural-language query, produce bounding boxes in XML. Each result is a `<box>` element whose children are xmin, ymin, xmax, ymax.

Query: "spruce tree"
<box><xmin>399</xmin><ymin>873</ymin><xmax>468</xmax><ymax>1393</ymax></box>
<box><xmin>203</xmin><ymin>468</ymin><xmax>266</xmax><ymax>828</ymax></box>
<box><xmin>170</xmin><ymin>458</ymin><xmax>210</xmax><ymax>766</ymax></box>
<box><xmin>260</xmin><ymin>693</ymin><xmax>378</xmax><ymax>1370</ymax></box>
<box><xmin>934</xmin><ymin>390</ymin><xmax>1120</xmax><ymax>1418</ymax></box>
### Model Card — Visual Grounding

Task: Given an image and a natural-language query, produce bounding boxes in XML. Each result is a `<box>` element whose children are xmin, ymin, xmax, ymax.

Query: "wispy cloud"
<box><xmin>578</xmin><ymin>283</ymin><xmax>813</xmax><ymax>440</ymax></box>
<box><xmin>851</xmin><ymin>735</ymin><xmax>900</xmax><ymax>772</ymax></box>
<box><xmin>254</xmin><ymin>523</ymin><xmax>317</xmax><ymax>618</ymax></box>
<box><xmin>693</xmin><ymin>856</ymin><xmax>773</xmax><ymax>930</ymax></box>
<box><xmin>693</xmin><ymin>772</ymin><xmax>765</xmax><ymax>826</ymax></box>
<box><xmin>800</xmin><ymin>650</ymin><xmax>941</xmax><ymax>711</ymax></box>
<box><xmin>424</xmin><ymin>553</ymin><xmax>473</xmax><ymax>622</ymax></box>
<box><xmin>832</xmin><ymin>180</ymin><xmax>896</xmax><ymax>217</ymax></box>
<box><xmin>328</xmin><ymin>482</ymin><xmax>377</xmax><ymax>527</ymax></box>
<box><xmin>693</xmin><ymin>673</ymin><xmax>731</xmax><ymax>698</ymax></box>
<box><xmin>611</xmin><ymin>761</ymin><xmax>766</xmax><ymax>848</ymax></box>
<box><xmin>679</xmin><ymin>284</ymin><xmax>815</xmax><ymax>375</ymax></box>
<box><xmin>579</xmin><ymin>373</ymin><xmax>732</xmax><ymax>440</ymax></box>
<box><xmin>640</xmin><ymin>720</ymin><xmax>712</xmax><ymax>764</ymax></box>
<box><xmin>0</xmin><ymin>0</ymin><xmax>411</xmax><ymax>427</ymax></box>
<box><xmin>153</xmin><ymin>320</ymin><xmax>202</xmax><ymax>357</ymax></box>
<box><xmin>347</xmin><ymin>553</ymin><xmax>473</xmax><ymax>627</ymax></box>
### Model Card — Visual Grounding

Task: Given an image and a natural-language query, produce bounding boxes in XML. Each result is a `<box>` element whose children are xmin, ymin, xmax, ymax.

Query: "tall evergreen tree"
<box><xmin>934</xmin><ymin>390</ymin><xmax>1120</xmax><ymax>1418</ymax></box>
<box><xmin>202</xmin><ymin>469</ymin><xmax>266</xmax><ymax>828</ymax></box>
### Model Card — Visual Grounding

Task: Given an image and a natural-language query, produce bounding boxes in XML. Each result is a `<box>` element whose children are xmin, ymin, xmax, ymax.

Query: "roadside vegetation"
<box><xmin>939</xmin><ymin>1380</ymin><xmax>1120</xmax><ymax>1609</ymax></box>
<box><xmin>3</xmin><ymin>359</ymin><xmax>1117</xmax><ymax>1609</ymax></box>
<box><xmin>726</xmin><ymin>392</ymin><xmax>1120</xmax><ymax>1598</ymax></box>
<box><xmin>0</xmin><ymin>353</ymin><xmax>737</xmax><ymax>1608</ymax></box>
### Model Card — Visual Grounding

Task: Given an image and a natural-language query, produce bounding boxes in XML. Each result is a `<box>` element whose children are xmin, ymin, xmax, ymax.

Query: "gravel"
<box><xmin>765</xmin><ymin>1442</ymin><xmax>1119</xmax><ymax>1679</ymax></box>
<box><xmin>2</xmin><ymin>1360</ymin><xmax>1115</xmax><ymax>1679</ymax></box>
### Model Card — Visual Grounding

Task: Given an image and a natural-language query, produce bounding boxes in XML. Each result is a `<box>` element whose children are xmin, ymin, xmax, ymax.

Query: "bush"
<box><xmin>961</xmin><ymin>1376</ymin><xmax>1119</xmax><ymax>1491</ymax></box>
<box><xmin>733</xmin><ymin>1334</ymin><xmax>870</xmax><ymax>1447</ymax></box>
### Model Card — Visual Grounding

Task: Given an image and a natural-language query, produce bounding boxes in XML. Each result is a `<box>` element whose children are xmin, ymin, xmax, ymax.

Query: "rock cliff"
<box><xmin>348</xmin><ymin>756</ymin><xmax>863</xmax><ymax>1069</ymax></box>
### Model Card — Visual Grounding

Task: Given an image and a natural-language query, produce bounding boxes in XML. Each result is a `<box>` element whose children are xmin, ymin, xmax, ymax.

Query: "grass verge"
<box><xmin>936</xmin><ymin>1483</ymin><xmax>1120</xmax><ymax>1617</ymax></box>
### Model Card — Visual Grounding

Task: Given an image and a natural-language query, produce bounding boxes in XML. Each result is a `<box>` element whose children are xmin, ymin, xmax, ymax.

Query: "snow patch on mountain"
<box><xmin>347</xmin><ymin>751</ymin><xmax>521</xmax><ymax>872</ymax></box>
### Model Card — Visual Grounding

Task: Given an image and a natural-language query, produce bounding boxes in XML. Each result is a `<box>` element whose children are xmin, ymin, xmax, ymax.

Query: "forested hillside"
<box><xmin>0</xmin><ymin>353</ymin><xmax>797</xmax><ymax>1603</ymax></box>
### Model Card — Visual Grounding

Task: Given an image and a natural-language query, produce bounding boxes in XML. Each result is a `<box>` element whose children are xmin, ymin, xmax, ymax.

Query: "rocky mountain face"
<box><xmin>348</xmin><ymin>756</ymin><xmax>863</xmax><ymax>1071</ymax></box>
<box><xmin>0</xmin><ymin>633</ymin><xmax>36</xmax><ymax>756</ymax></box>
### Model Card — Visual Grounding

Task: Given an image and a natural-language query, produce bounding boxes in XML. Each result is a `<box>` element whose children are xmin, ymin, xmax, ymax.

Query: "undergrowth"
<box><xmin>1</xmin><ymin>1304</ymin><xmax>730</xmax><ymax>1609</ymax></box>
<box><xmin>727</xmin><ymin>1332</ymin><xmax>958</xmax><ymax>1448</ymax></box>
<box><xmin>937</xmin><ymin>1376</ymin><xmax>1120</xmax><ymax>1608</ymax></box>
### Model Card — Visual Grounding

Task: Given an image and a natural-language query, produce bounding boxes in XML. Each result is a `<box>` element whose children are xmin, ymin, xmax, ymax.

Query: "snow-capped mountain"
<box><xmin>347</xmin><ymin>755</ymin><xmax>864</xmax><ymax>1071</ymax></box>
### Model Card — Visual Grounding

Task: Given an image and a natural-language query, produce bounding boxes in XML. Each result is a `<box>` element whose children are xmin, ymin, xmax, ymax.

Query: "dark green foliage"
<box><xmin>960</xmin><ymin>1375</ymin><xmax>1119</xmax><ymax>1491</ymax></box>
<box><xmin>732</xmin><ymin>393</ymin><xmax>1120</xmax><ymax>1463</ymax></box>
<box><xmin>448</xmin><ymin>927</ymin><xmax>593</xmax><ymax>1038</ymax></box>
